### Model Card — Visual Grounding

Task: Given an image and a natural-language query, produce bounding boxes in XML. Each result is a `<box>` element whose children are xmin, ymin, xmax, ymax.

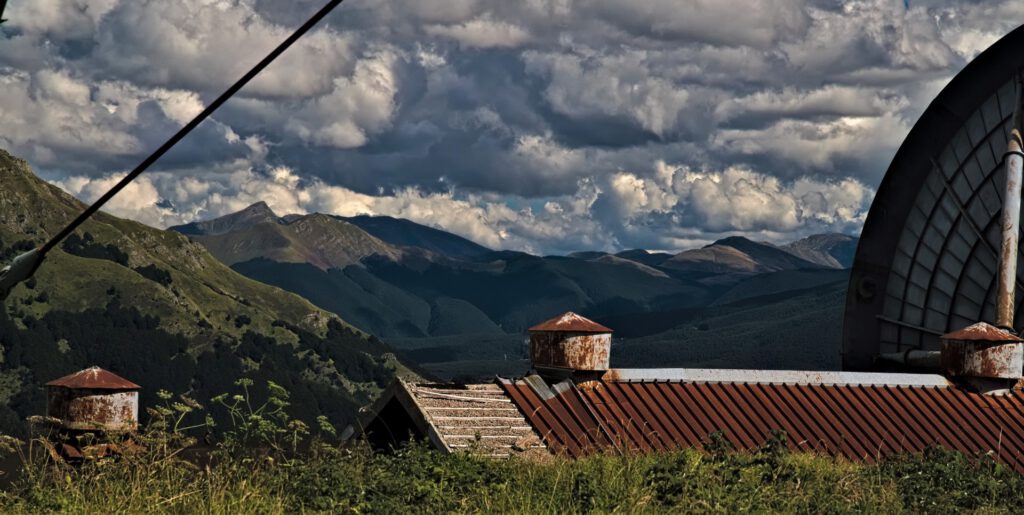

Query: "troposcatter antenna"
<box><xmin>0</xmin><ymin>0</ymin><xmax>344</xmax><ymax>301</ymax></box>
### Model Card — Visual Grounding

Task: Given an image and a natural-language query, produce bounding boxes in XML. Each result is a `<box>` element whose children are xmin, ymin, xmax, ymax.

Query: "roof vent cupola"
<box><xmin>528</xmin><ymin>312</ymin><xmax>612</xmax><ymax>381</ymax></box>
<box><xmin>940</xmin><ymin>322</ymin><xmax>1023</xmax><ymax>394</ymax></box>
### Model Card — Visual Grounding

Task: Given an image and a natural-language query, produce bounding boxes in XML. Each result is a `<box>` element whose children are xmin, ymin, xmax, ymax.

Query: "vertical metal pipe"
<box><xmin>996</xmin><ymin>84</ymin><xmax>1024</xmax><ymax>330</ymax></box>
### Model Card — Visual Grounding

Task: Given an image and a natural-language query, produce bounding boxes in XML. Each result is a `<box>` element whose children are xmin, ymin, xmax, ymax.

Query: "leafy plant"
<box><xmin>211</xmin><ymin>378</ymin><xmax>309</xmax><ymax>457</ymax></box>
<box><xmin>0</xmin><ymin>381</ymin><xmax>1022</xmax><ymax>513</ymax></box>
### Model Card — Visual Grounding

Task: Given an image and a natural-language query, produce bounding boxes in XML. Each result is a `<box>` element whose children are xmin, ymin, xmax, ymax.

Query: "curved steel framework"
<box><xmin>844</xmin><ymin>25</ymin><xmax>1024</xmax><ymax>370</ymax></box>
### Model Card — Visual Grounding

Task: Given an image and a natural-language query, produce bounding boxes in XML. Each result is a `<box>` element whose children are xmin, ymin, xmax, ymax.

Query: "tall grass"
<box><xmin>2</xmin><ymin>381</ymin><xmax>1023</xmax><ymax>513</ymax></box>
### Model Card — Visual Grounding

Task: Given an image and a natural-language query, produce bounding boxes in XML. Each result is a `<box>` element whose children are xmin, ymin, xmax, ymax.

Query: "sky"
<box><xmin>0</xmin><ymin>1</ymin><xmax>1021</xmax><ymax>255</ymax></box>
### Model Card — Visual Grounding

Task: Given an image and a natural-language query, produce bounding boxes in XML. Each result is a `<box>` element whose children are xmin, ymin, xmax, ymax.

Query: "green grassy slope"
<box><xmin>187</xmin><ymin>212</ymin><xmax>402</xmax><ymax>270</ymax></box>
<box><xmin>0</xmin><ymin>148</ymin><xmax>406</xmax><ymax>433</ymax></box>
<box><xmin>0</xmin><ymin>149</ymin><xmax>346</xmax><ymax>343</ymax></box>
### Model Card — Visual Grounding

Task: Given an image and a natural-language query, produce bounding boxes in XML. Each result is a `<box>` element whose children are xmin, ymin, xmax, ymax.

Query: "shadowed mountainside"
<box><xmin>173</xmin><ymin>202</ymin><xmax>858</xmax><ymax>379</ymax></box>
<box><xmin>340</xmin><ymin>214</ymin><xmax>491</xmax><ymax>261</ymax></box>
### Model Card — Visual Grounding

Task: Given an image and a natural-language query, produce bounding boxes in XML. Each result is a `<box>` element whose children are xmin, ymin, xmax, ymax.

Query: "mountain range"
<box><xmin>170</xmin><ymin>202</ymin><xmax>857</xmax><ymax>378</ymax></box>
<box><xmin>0</xmin><ymin>141</ymin><xmax>860</xmax><ymax>436</ymax></box>
<box><xmin>0</xmin><ymin>149</ymin><xmax>405</xmax><ymax>434</ymax></box>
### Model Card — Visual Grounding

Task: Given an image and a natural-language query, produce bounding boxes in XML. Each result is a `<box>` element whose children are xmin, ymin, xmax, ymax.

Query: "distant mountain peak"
<box><xmin>170</xmin><ymin>201</ymin><xmax>281</xmax><ymax>236</ymax></box>
<box><xmin>708</xmin><ymin>235</ymin><xmax>771</xmax><ymax>249</ymax></box>
<box><xmin>782</xmin><ymin>233</ymin><xmax>858</xmax><ymax>269</ymax></box>
<box><xmin>241</xmin><ymin>201</ymin><xmax>276</xmax><ymax>217</ymax></box>
<box><xmin>665</xmin><ymin>235</ymin><xmax>823</xmax><ymax>274</ymax></box>
<box><xmin>171</xmin><ymin>205</ymin><xmax>401</xmax><ymax>270</ymax></box>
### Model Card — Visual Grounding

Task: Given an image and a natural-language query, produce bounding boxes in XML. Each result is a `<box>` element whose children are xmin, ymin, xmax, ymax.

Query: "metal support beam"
<box><xmin>996</xmin><ymin>82</ymin><xmax>1024</xmax><ymax>330</ymax></box>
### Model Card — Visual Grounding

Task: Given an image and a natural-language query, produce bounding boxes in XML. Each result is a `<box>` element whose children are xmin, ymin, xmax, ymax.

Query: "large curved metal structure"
<box><xmin>844</xmin><ymin>25</ymin><xmax>1024</xmax><ymax>370</ymax></box>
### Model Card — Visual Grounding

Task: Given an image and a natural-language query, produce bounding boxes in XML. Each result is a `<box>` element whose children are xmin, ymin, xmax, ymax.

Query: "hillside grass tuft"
<box><xmin>2</xmin><ymin>381</ymin><xmax>1022</xmax><ymax>513</ymax></box>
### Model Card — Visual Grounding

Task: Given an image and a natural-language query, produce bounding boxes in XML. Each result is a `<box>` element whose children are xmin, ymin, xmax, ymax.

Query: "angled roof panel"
<box><xmin>345</xmin><ymin>381</ymin><xmax>547</xmax><ymax>459</ymax></box>
<box><xmin>500</xmin><ymin>374</ymin><xmax>1024</xmax><ymax>471</ymax></box>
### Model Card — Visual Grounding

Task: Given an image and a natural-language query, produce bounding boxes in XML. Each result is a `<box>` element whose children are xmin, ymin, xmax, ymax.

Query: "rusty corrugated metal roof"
<box><xmin>499</xmin><ymin>374</ymin><xmax>1024</xmax><ymax>470</ymax></box>
<box><xmin>46</xmin><ymin>366</ymin><xmax>140</xmax><ymax>390</ymax></box>
<box><xmin>528</xmin><ymin>312</ymin><xmax>613</xmax><ymax>333</ymax></box>
<box><xmin>941</xmin><ymin>322</ymin><xmax>1023</xmax><ymax>342</ymax></box>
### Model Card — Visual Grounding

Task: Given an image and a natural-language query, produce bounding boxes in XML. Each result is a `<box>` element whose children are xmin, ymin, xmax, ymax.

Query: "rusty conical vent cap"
<box><xmin>940</xmin><ymin>322</ymin><xmax>1024</xmax><ymax>342</ymax></box>
<box><xmin>528</xmin><ymin>311</ymin><xmax>613</xmax><ymax>333</ymax></box>
<box><xmin>45</xmin><ymin>366</ymin><xmax>140</xmax><ymax>390</ymax></box>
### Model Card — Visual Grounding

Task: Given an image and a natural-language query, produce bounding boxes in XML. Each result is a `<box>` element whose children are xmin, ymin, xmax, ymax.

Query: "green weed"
<box><xmin>0</xmin><ymin>381</ymin><xmax>1020</xmax><ymax>514</ymax></box>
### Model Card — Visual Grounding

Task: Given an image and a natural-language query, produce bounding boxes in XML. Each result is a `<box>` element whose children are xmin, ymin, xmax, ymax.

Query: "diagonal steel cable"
<box><xmin>0</xmin><ymin>0</ymin><xmax>344</xmax><ymax>300</ymax></box>
<box><xmin>40</xmin><ymin>0</ymin><xmax>344</xmax><ymax>255</ymax></box>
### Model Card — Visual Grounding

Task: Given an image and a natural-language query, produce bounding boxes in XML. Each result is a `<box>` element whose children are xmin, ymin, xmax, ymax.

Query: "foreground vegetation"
<box><xmin>1</xmin><ymin>380</ymin><xmax>1021</xmax><ymax>514</ymax></box>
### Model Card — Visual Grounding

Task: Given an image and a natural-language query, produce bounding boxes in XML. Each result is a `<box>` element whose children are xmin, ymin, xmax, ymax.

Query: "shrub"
<box><xmin>133</xmin><ymin>265</ymin><xmax>172</xmax><ymax>286</ymax></box>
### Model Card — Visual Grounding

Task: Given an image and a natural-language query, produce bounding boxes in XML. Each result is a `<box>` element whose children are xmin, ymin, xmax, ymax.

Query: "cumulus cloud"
<box><xmin>715</xmin><ymin>113</ymin><xmax>910</xmax><ymax>179</ymax></box>
<box><xmin>591</xmin><ymin>161</ymin><xmax>871</xmax><ymax>248</ymax></box>
<box><xmin>50</xmin><ymin>158</ymin><xmax>872</xmax><ymax>255</ymax></box>
<box><xmin>2</xmin><ymin>0</ymin><xmax>1022</xmax><ymax>253</ymax></box>
<box><xmin>579</xmin><ymin>0</ymin><xmax>812</xmax><ymax>47</ymax></box>
<box><xmin>0</xmin><ymin>67</ymin><xmax>208</xmax><ymax>167</ymax></box>
<box><xmin>426</xmin><ymin>19</ymin><xmax>531</xmax><ymax>48</ymax></box>
<box><xmin>256</xmin><ymin>48</ymin><xmax>404</xmax><ymax>149</ymax></box>
<box><xmin>524</xmin><ymin>50</ymin><xmax>691</xmax><ymax>137</ymax></box>
<box><xmin>90</xmin><ymin>0</ymin><xmax>355</xmax><ymax>98</ymax></box>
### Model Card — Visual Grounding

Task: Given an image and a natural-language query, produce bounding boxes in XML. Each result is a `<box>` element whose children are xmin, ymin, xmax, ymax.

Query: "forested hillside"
<box><xmin>0</xmin><ymin>149</ymin><xmax>404</xmax><ymax>434</ymax></box>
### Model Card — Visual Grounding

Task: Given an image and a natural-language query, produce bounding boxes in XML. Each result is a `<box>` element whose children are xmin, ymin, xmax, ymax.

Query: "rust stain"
<box><xmin>941</xmin><ymin>322</ymin><xmax>1022</xmax><ymax>343</ymax></box>
<box><xmin>46</xmin><ymin>366</ymin><xmax>141</xmax><ymax>390</ymax></box>
<box><xmin>941</xmin><ymin>322</ymin><xmax>1024</xmax><ymax>380</ymax></box>
<box><xmin>46</xmin><ymin>367</ymin><xmax>139</xmax><ymax>432</ymax></box>
<box><xmin>528</xmin><ymin>312</ymin><xmax>613</xmax><ymax>333</ymax></box>
<box><xmin>530</xmin><ymin>332</ymin><xmax>611</xmax><ymax>371</ymax></box>
<box><xmin>942</xmin><ymin>340</ymin><xmax>1023</xmax><ymax>380</ymax></box>
<box><xmin>996</xmin><ymin>134</ymin><xmax>1023</xmax><ymax>329</ymax></box>
<box><xmin>47</xmin><ymin>389</ymin><xmax>139</xmax><ymax>432</ymax></box>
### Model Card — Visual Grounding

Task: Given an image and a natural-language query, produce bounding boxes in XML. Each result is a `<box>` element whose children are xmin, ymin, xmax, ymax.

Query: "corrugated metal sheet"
<box><xmin>500</xmin><ymin>375</ymin><xmax>1024</xmax><ymax>470</ymax></box>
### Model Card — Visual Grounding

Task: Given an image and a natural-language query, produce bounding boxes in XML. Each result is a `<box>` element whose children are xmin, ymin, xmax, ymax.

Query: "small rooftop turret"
<box><xmin>45</xmin><ymin>366</ymin><xmax>140</xmax><ymax>432</ymax></box>
<box><xmin>528</xmin><ymin>312</ymin><xmax>613</xmax><ymax>381</ymax></box>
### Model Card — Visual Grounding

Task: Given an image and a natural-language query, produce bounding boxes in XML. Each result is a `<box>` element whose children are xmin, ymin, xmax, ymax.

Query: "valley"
<box><xmin>171</xmin><ymin>201</ymin><xmax>856</xmax><ymax>379</ymax></box>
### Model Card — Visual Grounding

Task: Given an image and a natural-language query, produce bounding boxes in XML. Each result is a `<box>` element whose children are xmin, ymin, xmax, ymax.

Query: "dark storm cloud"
<box><xmin>1</xmin><ymin>0</ymin><xmax>1021</xmax><ymax>253</ymax></box>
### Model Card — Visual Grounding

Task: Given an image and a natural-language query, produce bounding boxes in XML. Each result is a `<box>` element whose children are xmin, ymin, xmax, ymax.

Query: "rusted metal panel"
<box><xmin>500</xmin><ymin>373</ymin><xmax>1024</xmax><ymax>473</ymax></box>
<box><xmin>46</xmin><ymin>388</ymin><xmax>138</xmax><ymax>432</ymax></box>
<box><xmin>941</xmin><ymin>322</ymin><xmax>1024</xmax><ymax>379</ymax></box>
<box><xmin>530</xmin><ymin>332</ymin><xmax>611</xmax><ymax>372</ymax></box>
<box><xmin>45</xmin><ymin>367</ymin><xmax>140</xmax><ymax>432</ymax></box>
<box><xmin>528</xmin><ymin>312</ymin><xmax>613</xmax><ymax>333</ymax></box>
<box><xmin>46</xmin><ymin>366</ymin><xmax>140</xmax><ymax>390</ymax></box>
<box><xmin>501</xmin><ymin>379</ymin><xmax>585</xmax><ymax>458</ymax></box>
<box><xmin>941</xmin><ymin>321</ymin><xmax>1023</xmax><ymax>342</ymax></box>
